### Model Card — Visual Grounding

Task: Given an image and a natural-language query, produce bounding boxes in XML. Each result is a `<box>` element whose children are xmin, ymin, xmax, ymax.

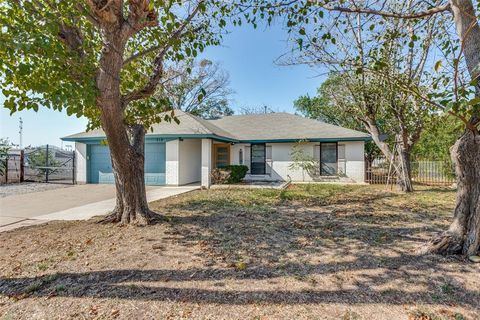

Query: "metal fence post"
<box><xmin>5</xmin><ymin>155</ymin><xmax>8</xmax><ymax>184</ymax></box>
<box><xmin>72</xmin><ymin>151</ymin><xmax>76</xmax><ymax>185</ymax></box>
<box><xmin>45</xmin><ymin>144</ymin><xmax>49</xmax><ymax>183</ymax></box>
<box><xmin>20</xmin><ymin>150</ymin><xmax>24</xmax><ymax>182</ymax></box>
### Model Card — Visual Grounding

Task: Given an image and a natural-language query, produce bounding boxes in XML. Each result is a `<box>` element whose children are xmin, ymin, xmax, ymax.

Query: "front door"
<box><xmin>250</xmin><ymin>143</ymin><xmax>266</xmax><ymax>174</ymax></box>
<box><xmin>214</xmin><ymin>144</ymin><xmax>230</xmax><ymax>168</ymax></box>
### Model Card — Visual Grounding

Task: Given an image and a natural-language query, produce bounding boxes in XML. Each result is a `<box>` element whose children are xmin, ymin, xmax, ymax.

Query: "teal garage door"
<box><xmin>88</xmin><ymin>143</ymin><xmax>166</xmax><ymax>185</ymax></box>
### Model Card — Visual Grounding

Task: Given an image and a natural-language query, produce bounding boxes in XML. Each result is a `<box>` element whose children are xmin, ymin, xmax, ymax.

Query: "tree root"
<box><xmin>419</xmin><ymin>232</ymin><xmax>463</xmax><ymax>256</ymax></box>
<box><xmin>98</xmin><ymin>208</ymin><xmax>163</xmax><ymax>225</ymax></box>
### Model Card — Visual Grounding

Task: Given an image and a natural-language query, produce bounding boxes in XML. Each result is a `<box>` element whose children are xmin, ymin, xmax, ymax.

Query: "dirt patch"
<box><xmin>0</xmin><ymin>185</ymin><xmax>478</xmax><ymax>319</ymax></box>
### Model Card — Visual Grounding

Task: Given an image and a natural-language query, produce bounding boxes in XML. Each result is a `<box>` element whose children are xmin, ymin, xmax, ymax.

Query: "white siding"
<box><xmin>178</xmin><ymin>139</ymin><xmax>201</xmax><ymax>185</ymax></box>
<box><xmin>201</xmin><ymin>139</ymin><xmax>212</xmax><ymax>188</ymax></box>
<box><xmin>75</xmin><ymin>142</ymin><xmax>87</xmax><ymax>184</ymax></box>
<box><xmin>165</xmin><ymin>139</ymin><xmax>179</xmax><ymax>185</ymax></box>
<box><xmin>242</xmin><ymin>141</ymin><xmax>365</xmax><ymax>183</ymax></box>
<box><xmin>344</xmin><ymin>141</ymin><xmax>365</xmax><ymax>182</ymax></box>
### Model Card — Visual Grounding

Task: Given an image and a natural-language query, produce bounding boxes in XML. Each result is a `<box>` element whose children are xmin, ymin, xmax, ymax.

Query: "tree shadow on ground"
<box><xmin>0</xmin><ymin>253</ymin><xmax>478</xmax><ymax>307</ymax></box>
<box><xmin>1</xmin><ymin>187</ymin><xmax>473</xmax><ymax>309</ymax></box>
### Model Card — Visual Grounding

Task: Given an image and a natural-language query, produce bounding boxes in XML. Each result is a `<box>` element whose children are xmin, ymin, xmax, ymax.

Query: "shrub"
<box><xmin>211</xmin><ymin>168</ymin><xmax>231</xmax><ymax>184</ymax></box>
<box><xmin>224</xmin><ymin>165</ymin><xmax>248</xmax><ymax>183</ymax></box>
<box><xmin>210</xmin><ymin>165</ymin><xmax>248</xmax><ymax>184</ymax></box>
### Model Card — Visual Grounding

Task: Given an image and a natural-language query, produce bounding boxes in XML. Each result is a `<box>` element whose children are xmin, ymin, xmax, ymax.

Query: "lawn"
<box><xmin>0</xmin><ymin>184</ymin><xmax>479</xmax><ymax>319</ymax></box>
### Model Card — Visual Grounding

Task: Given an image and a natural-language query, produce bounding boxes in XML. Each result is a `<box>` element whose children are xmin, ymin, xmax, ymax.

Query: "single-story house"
<box><xmin>62</xmin><ymin>110</ymin><xmax>371</xmax><ymax>188</ymax></box>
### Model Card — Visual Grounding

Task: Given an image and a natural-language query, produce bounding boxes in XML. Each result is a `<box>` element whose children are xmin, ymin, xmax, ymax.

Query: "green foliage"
<box><xmin>0</xmin><ymin>138</ymin><xmax>12</xmax><ymax>176</ymax></box>
<box><xmin>0</xmin><ymin>0</ymin><xmax>231</xmax><ymax>130</ymax></box>
<box><xmin>294</xmin><ymin>75</ymin><xmax>360</xmax><ymax>130</ymax></box>
<box><xmin>288</xmin><ymin>140</ymin><xmax>318</xmax><ymax>177</ymax></box>
<box><xmin>224</xmin><ymin>165</ymin><xmax>248</xmax><ymax>183</ymax></box>
<box><xmin>27</xmin><ymin>149</ymin><xmax>60</xmax><ymax>174</ymax></box>
<box><xmin>412</xmin><ymin>114</ymin><xmax>464</xmax><ymax>160</ymax></box>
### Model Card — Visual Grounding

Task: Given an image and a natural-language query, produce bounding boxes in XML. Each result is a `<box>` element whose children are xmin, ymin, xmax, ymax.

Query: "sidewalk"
<box><xmin>0</xmin><ymin>185</ymin><xmax>199</xmax><ymax>232</ymax></box>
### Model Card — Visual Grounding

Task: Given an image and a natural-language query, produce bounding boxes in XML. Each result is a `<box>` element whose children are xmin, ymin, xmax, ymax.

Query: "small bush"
<box><xmin>210</xmin><ymin>165</ymin><xmax>248</xmax><ymax>184</ymax></box>
<box><xmin>211</xmin><ymin>168</ymin><xmax>231</xmax><ymax>184</ymax></box>
<box><xmin>224</xmin><ymin>165</ymin><xmax>248</xmax><ymax>183</ymax></box>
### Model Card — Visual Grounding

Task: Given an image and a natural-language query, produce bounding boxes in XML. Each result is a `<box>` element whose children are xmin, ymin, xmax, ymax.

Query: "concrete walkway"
<box><xmin>0</xmin><ymin>184</ymin><xmax>199</xmax><ymax>232</ymax></box>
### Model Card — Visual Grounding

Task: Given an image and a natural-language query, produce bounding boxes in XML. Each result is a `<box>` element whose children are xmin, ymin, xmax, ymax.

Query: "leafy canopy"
<box><xmin>0</xmin><ymin>1</ymin><xmax>230</xmax><ymax>129</ymax></box>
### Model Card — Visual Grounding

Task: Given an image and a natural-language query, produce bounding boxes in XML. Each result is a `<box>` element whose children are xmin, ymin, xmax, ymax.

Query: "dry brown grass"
<box><xmin>0</xmin><ymin>184</ymin><xmax>478</xmax><ymax>320</ymax></box>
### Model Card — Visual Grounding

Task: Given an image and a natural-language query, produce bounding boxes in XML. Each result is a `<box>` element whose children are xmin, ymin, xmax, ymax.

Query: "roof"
<box><xmin>210</xmin><ymin>113</ymin><xmax>370</xmax><ymax>142</ymax></box>
<box><xmin>62</xmin><ymin>110</ymin><xmax>370</xmax><ymax>142</ymax></box>
<box><xmin>62</xmin><ymin>110</ymin><xmax>237</xmax><ymax>142</ymax></box>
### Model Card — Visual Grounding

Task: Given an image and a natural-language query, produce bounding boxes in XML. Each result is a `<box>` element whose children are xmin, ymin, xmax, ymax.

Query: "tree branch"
<box><xmin>324</xmin><ymin>3</ymin><xmax>451</xmax><ymax>19</ymax></box>
<box><xmin>122</xmin><ymin>1</ymin><xmax>204</xmax><ymax>104</ymax></box>
<box><xmin>123</xmin><ymin>26</ymin><xmax>203</xmax><ymax>66</ymax></box>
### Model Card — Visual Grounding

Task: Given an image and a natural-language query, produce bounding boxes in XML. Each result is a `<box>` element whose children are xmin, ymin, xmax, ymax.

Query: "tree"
<box><xmin>282</xmin><ymin>1</ymin><xmax>443</xmax><ymax>192</ymax></box>
<box><xmin>289</xmin><ymin>140</ymin><xmax>318</xmax><ymax>181</ymax></box>
<box><xmin>27</xmin><ymin>147</ymin><xmax>60</xmax><ymax>175</ymax></box>
<box><xmin>412</xmin><ymin>114</ymin><xmax>464</xmax><ymax>160</ymax></box>
<box><xmin>1</xmin><ymin>0</ymin><xmax>229</xmax><ymax>224</ymax></box>
<box><xmin>242</xmin><ymin>0</ymin><xmax>479</xmax><ymax>255</ymax></box>
<box><xmin>163</xmin><ymin>59</ymin><xmax>234</xmax><ymax>119</ymax></box>
<box><xmin>238</xmin><ymin>105</ymin><xmax>274</xmax><ymax>114</ymax></box>
<box><xmin>0</xmin><ymin>138</ymin><xmax>12</xmax><ymax>176</ymax></box>
<box><xmin>294</xmin><ymin>74</ymin><xmax>384</xmax><ymax>165</ymax></box>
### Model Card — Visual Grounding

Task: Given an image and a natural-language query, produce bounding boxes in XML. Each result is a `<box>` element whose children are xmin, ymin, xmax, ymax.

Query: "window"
<box><xmin>250</xmin><ymin>143</ymin><xmax>266</xmax><ymax>174</ymax></box>
<box><xmin>320</xmin><ymin>142</ymin><xmax>337</xmax><ymax>176</ymax></box>
<box><xmin>214</xmin><ymin>144</ymin><xmax>230</xmax><ymax>168</ymax></box>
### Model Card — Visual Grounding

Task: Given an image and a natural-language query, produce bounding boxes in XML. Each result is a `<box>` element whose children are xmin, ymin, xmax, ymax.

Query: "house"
<box><xmin>62</xmin><ymin>110</ymin><xmax>371</xmax><ymax>188</ymax></box>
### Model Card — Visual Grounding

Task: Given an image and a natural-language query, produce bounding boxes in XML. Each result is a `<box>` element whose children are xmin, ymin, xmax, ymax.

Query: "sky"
<box><xmin>0</xmin><ymin>22</ymin><xmax>324</xmax><ymax>147</ymax></box>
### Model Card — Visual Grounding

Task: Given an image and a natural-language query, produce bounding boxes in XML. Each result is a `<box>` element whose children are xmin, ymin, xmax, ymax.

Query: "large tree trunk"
<box><xmin>364</xmin><ymin>119</ymin><xmax>414</xmax><ymax>192</ymax></box>
<box><xmin>396</xmin><ymin>146</ymin><xmax>413</xmax><ymax>192</ymax></box>
<box><xmin>423</xmin><ymin>128</ymin><xmax>480</xmax><ymax>255</ymax></box>
<box><xmin>102</xmin><ymin>125</ymin><xmax>157</xmax><ymax>225</ymax></box>
<box><xmin>421</xmin><ymin>0</ymin><xmax>480</xmax><ymax>256</ymax></box>
<box><xmin>95</xmin><ymin>34</ymin><xmax>155</xmax><ymax>225</ymax></box>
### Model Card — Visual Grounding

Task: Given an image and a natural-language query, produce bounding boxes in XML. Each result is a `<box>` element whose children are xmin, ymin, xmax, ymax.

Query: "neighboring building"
<box><xmin>62</xmin><ymin>110</ymin><xmax>371</xmax><ymax>188</ymax></box>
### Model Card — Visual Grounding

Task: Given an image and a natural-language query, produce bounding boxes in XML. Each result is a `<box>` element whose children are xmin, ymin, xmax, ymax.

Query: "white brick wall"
<box><xmin>201</xmin><ymin>139</ymin><xmax>212</xmax><ymax>188</ymax></box>
<box><xmin>75</xmin><ymin>142</ymin><xmax>87</xmax><ymax>184</ymax></box>
<box><xmin>238</xmin><ymin>141</ymin><xmax>365</xmax><ymax>183</ymax></box>
<box><xmin>165</xmin><ymin>139</ymin><xmax>179</xmax><ymax>185</ymax></box>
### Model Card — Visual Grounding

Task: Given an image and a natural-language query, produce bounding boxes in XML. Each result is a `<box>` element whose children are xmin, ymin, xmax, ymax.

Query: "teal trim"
<box><xmin>240</xmin><ymin>137</ymin><xmax>371</xmax><ymax>143</ymax></box>
<box><xmin>62</xmin><ymin>133</ymin><xmax>238</xmax><ymax>143</ymax></box>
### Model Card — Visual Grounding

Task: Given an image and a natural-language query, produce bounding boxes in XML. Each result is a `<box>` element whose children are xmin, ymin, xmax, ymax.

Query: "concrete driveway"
<box><xmin>0</xmin><ymin>184</ymin><xmax>199</xmax><ymax>232</ymax></box>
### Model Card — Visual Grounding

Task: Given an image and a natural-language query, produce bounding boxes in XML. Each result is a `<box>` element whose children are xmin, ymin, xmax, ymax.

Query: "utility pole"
<box><xmin>19</xmin><ymin>117</ymin><xmax>23</xmax><ymax>149</ymax></box>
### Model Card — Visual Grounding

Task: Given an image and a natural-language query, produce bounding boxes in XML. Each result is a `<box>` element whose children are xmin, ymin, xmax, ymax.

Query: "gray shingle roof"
<box><xmin>210</xmin><ymin>113</ymin><xmax>370</xmax><ymax>141</ymax></box>
<box><xmin>62</xmin><ymin>110</ymin><xmax>237</xmax><ymax>141</ymax></box>
<box><xmin>62</xmin><ymin>111</ymin><xmax>370</xmax><ymax>142</ymax></box>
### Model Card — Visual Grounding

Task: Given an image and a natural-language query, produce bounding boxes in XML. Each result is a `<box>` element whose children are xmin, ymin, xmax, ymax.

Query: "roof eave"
<box><xmin>239</xmin><ymin>137</ymin><xmax>372</xmax><ymax>143</ymax></box>
<box><xmin>61</xmin><ymin>133</ymin><xmax>239</xmax><ymax>143</ymax></box>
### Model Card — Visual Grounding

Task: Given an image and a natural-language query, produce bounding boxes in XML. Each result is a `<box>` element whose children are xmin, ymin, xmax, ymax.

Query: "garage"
<box><xmin>88</xmin><ymin>142</ymin><xmax>166</xmax><ymax>185</ymax></box>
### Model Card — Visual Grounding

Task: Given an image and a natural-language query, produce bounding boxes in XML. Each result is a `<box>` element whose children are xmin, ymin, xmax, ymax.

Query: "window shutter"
<box><xmin>266</xmin><ymin>145</ymin><xmax>272</xmax><ymax>160</ymax></box>
<box><xmin>338</xmin><ymin>144</ymin><xmax>346</xmax><ymax>174</ymax></box>
<box><xmin>266</xmin><ymin>145</ymin><xmax>273</xmax><ymax>175</ymax></box>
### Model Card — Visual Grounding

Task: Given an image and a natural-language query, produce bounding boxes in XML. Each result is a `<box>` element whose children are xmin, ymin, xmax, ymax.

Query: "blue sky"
<box><xmin>1</xmin><ymin>23</ymin><xmax>323</xmax><ymax>147</ymax></box>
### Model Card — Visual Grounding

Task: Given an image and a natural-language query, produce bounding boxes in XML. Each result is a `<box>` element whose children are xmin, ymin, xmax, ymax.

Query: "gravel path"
<box><xmin>0</xmin><ymin>182</ymin><xmax>73</xmax><ymax>198</ymax></box>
